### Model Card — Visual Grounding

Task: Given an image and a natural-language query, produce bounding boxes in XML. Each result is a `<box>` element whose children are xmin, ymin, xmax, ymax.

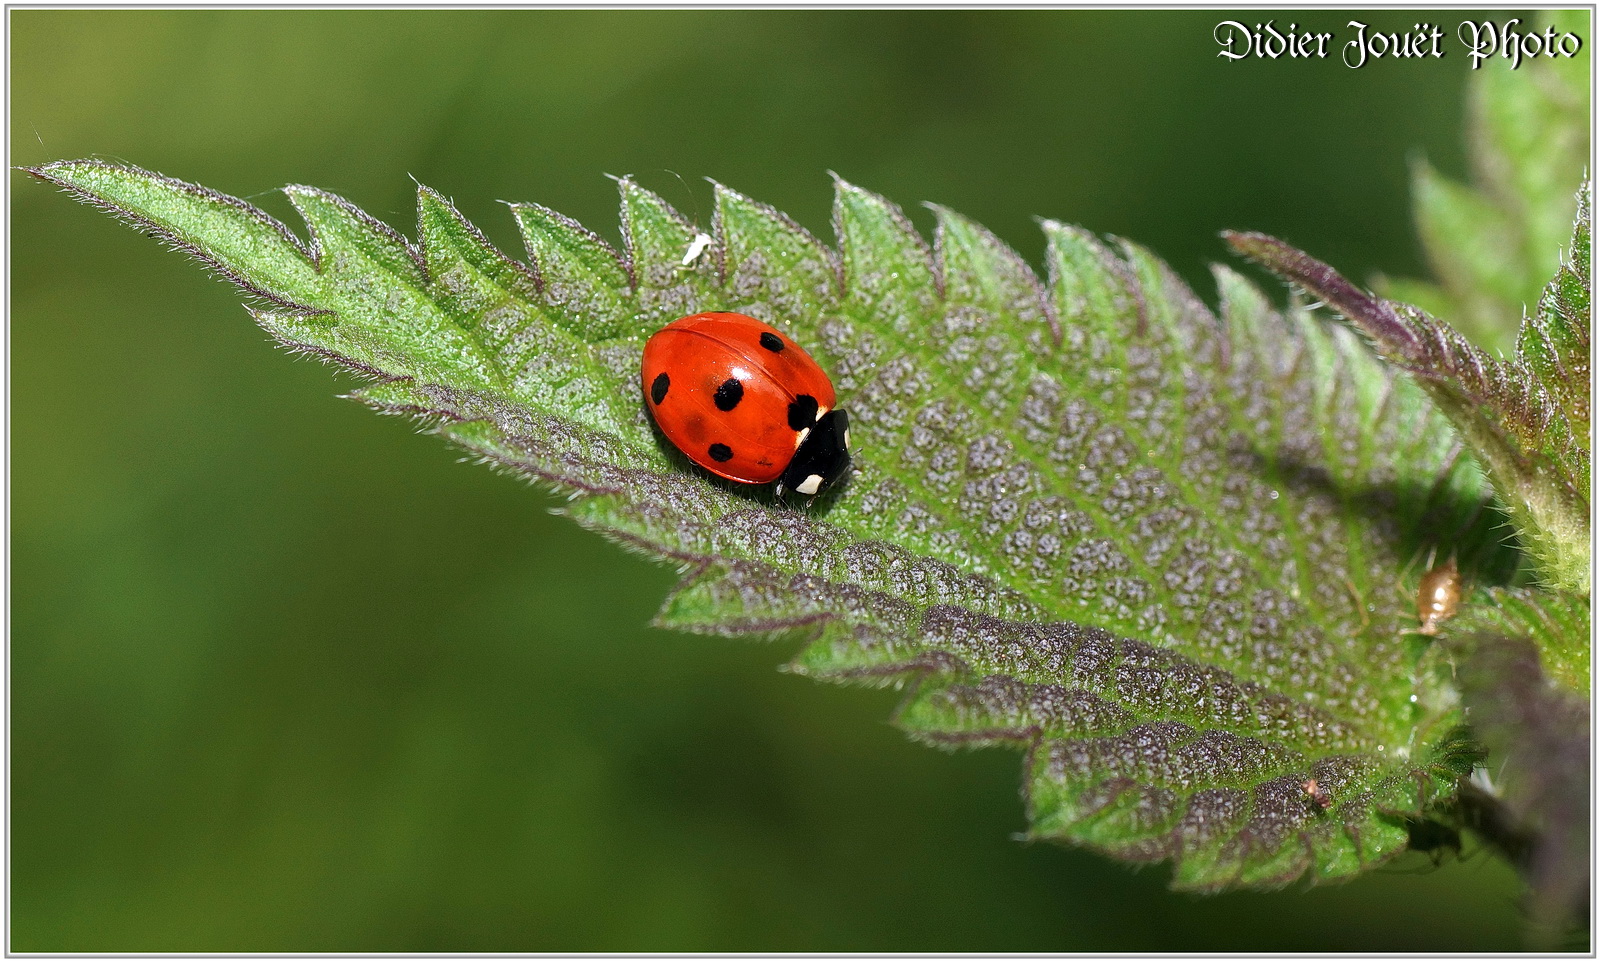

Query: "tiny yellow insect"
<box><xmin>1414</xmin><ymin>557</ymin><xmax>1462</xmax><ymax>636</ymax></box>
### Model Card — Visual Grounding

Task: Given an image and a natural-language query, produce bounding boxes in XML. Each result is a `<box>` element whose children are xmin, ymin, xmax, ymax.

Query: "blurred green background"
<box><xmin>12</xmin><ymin>9</ymin><xmax>1551</xmax><ymax>952</ymax></box>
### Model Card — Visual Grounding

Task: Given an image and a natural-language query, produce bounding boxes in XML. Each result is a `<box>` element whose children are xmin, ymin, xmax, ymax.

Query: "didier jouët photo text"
<box><xmin>1215</xmin><ymin>17</ymin><xmax>1583</xmax><ymax>69</ymax></box>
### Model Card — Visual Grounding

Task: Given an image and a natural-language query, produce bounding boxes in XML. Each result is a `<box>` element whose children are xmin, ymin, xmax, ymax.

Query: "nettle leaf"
<box><xmin>1388</xmin><ymin>9</ymin><xmax>1590</xmax><ymax>352</ymax></box>
<box><xmin>1226</xmin><ymin>187</ymin><xmax>1591</xmax><ymax>597</ymax></box>
<box><xmin>30</xmin><ymin>159</ymin><xmax>1517</xmax><ymax>891</ymax></box>
<box><xmin>1518</xmin><ymin>184</ymin><xmax>1592</xmax><ymax>490</ymax></box>
<box><xmin>1451</xmin><ymin>585</ymin><xmax>1590</xmax><ymax>700</ymax></box>
<box><xmin>1450</xmin><ymin>605</ymin><xmax>1591</xmax><ymax>943</ymax></box>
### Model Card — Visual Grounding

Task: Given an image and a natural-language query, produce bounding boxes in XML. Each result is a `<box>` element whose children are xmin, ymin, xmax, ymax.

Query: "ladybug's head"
<box><xmin>776</xmin><ymin>409</ymin><xmax>851</xmax><ymax>507</ymax></box>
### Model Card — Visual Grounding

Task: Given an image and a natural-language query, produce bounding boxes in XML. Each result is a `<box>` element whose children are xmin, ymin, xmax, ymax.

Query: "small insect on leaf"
<box><xmin>1302</xmin><ymin>777</ymin><xmax>1332</xmax><ymax>811</ymax></box>
<box><xmin>680</xmin><ymin>232</ymin><xmax>713</xmax><ymax>267</ymax></box>
<box><xmin>1415</xmin><ymin>557</ymin><xmax>1463</xmax><ymax>636</ymax></box>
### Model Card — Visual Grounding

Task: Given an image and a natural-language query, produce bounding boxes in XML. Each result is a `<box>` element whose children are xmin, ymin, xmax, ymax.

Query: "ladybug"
<box><xmin>641</xmin><ymin>312</ymin><xmax>851</xmax><ymax>504</ymax></box>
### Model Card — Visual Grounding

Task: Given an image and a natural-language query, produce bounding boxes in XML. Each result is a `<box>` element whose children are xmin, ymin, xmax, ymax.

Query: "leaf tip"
<box><xmin>1220</xmin><ymin>229</ymin><xmax>1278</xmax><ymax>261</ymax></box>
<box><xmin>1225</xmin><ymin>230</ymin><xmax>1426</xmax><ymax>359</ymax></box>
<box><xmin>827</xmin><ymin>171</ymin><xmax>877</xmax><ymax>207</ymax></box>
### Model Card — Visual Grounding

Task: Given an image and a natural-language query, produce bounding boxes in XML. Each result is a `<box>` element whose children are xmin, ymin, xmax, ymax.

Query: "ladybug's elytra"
<box><xmin>641</xmin><ymin>312</ymin><xmax>851</xmax><ymax>504</ymax></box>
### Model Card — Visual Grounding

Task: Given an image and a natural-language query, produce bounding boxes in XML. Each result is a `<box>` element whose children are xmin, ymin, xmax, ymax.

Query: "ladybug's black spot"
<box><xmin>787</xmin><ymin>394</ymin><xmax>819</xmax><ymax>431</ymax></box>
<box><xmin>759</xmin><ymin>332</ymin><xmax>784</xmax><ymax>352</ymax></box>
<box><xmin>708</xmin><ymin>443</ymin><xmax>734</xmax><ymax>462</ymax></box>
<box><xmin>650</xmin><ymin>372</ymin><xmax>670</xmax><ymax>405</ymax></box>
<box><xmin>714</xmin><ymin>377</ymin><xmax>744</xmax><ymax>411</ymax></box>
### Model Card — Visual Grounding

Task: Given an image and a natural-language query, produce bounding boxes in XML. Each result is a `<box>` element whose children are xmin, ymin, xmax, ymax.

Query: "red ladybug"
<box><xmin>641</xmin><ymin>312</ymin><xmax>851</xmax><ymax>504</ymax></box>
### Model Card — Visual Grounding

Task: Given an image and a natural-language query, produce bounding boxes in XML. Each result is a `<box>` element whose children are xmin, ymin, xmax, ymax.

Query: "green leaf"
<box><xmin>1390</xmin><ymin>10</ymin><xmax>1590</xmax><ymax>352</ymax></box>
<box><xmin>1452</xmin><ymin>586</ymin><xmax>1590</xmax><ymax>694</ymax></box>
<box><xmin>1517</xmin><ymin>183</ymin><xmax>1592</xmax><ymax>489</ymax></box>
<box><xmin>1226</xmin><ymin>193</ymin><xmax>1591</xmax><ymax>596</ymax></box>
<box><xmin>29</xmin><ymin>159</ymin><xmax>1518</xmax><ymax>891</ymax></box>
<box><xmin>1450</xmin><ymin>607</ymin><xmax>1591</xmax><ymax>944</ymax></box>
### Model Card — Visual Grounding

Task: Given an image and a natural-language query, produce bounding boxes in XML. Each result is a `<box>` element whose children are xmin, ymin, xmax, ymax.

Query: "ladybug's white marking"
<box><xmin>794</xmin><ymin>426</ymin><xmax>812</xmax><ymax>449</ymax></box>
<box><xmin>795</xmin><ymin>474</ymin><xmax>824</xmax><ymax>496</ymax></box>
<box><xmin>843</xmin><ymin>428</ymin><xmax>852</xmax><ymax>449</ymax></box>
<box><xmin>680</xmin><ymin>232</ymin><xmax>713</xmax><ymax>267</ymax></box>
